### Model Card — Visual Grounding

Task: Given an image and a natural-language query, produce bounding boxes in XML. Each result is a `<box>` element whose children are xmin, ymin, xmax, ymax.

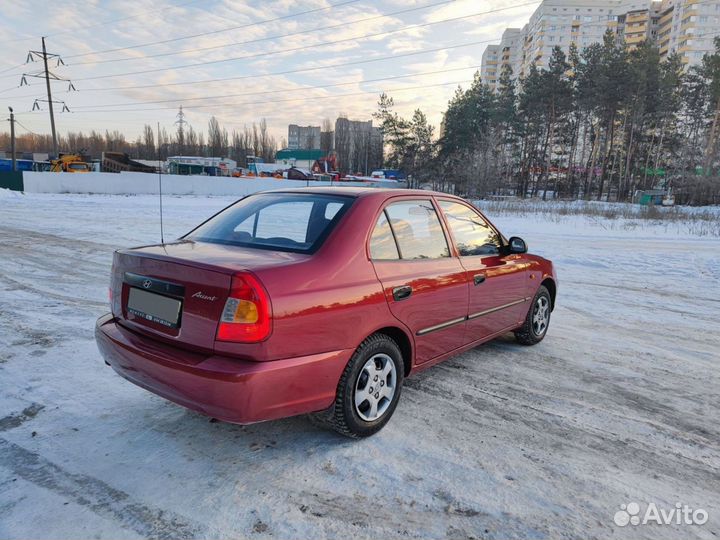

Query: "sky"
<box><xmin>0</xmin><ymin>0</ymin><xmax>540</xmax><ymax>144</ymax></box>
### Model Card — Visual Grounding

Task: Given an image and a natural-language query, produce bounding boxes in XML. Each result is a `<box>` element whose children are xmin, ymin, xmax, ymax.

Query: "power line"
<box><xmin>63</xmin><ymin>0</ymin><xmax>363</xmax><ymax>59</ymax></box>
<box><xmin>0</xmin><ymin>0</ymin><xmax>206</xmax><ymax>45</ymax></box>
<box><xmin>51</xmin><ymin>37</ymin><xmax>502</xmax><ymax>94</ymax></box>
<box><xmin>68</xmin><ymin>2</ymin><xmax>537</xmax><ymax>82</ymax></box>
<box><xmin>15</xmin><ymin>119</ymin><xmax>39</xmax><ymax>136</ymax></box>
<box><xmin>0</xmin><ymin>84</ymin><xmax>24</xmax><ymax>95</ymax></box>
<box><xmin>71</xmin><ymin>65</ymin><xmax>482</xmax><ymax>109</ymax></box>
<box><xmin>0</xmin><ymin>1</ymin><xmax>368</xmax><ymax>81</ymax></box>
<box><xmin>67</xmin><ymin>0</ymin><xmax>461</xmax><ymax>67</ymax></box>
<box><xmin>18</xmin><ymin>79</ymin><xmax>476</xmax><ymax>115</ymax></box>
<box><xmin>0</xmin><ymin>63</ymin><xmax>26</xmax><ymax>76</ymax></box>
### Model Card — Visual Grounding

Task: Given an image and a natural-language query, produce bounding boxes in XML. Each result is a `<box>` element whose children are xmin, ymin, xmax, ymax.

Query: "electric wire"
<box><xmin>15</xmin><ymin>78</ymin><xmax>474</xmax><ymax>115</ymax></box>
<box><xmin>67</xmin><ymin>0</ymin><xmax>519</xmax><ymax>66</ymax></box>
<box><xmin>70</xmin><ymin>65</ymin><xmax>482</xmax><ymax>109</ymax></box>
<box><xmin>66</xmin><ymin>2</ymin><xmax>538</xmax><ymax>81</ymax></box>
<box><xmin>63</xmin><ymin>0</ymin><xmax>364</xmax><ymax>59</ymax></box>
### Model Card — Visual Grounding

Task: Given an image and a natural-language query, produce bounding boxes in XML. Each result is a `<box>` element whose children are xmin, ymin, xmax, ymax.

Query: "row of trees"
<box><xmin>0</xmin><ymin>117</ymin><xmax>281</xmax><ymax>167</ymax></box>
<box><xmin>376</xmin><ymin>33</ymin><xmax>720</xmax><ymax>205</ymax></box>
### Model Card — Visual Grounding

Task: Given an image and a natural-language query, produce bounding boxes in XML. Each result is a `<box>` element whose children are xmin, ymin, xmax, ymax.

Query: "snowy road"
<box><xmin>1</xmin><ymin>192</ymin><xmax>719</xmax><ymax>539</ymax></box>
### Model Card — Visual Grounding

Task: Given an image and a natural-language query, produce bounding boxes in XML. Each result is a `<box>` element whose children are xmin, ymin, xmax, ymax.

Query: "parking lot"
<box><xmin>1</xmin><ymin>192</ymin><xmax>718</xmax><ymax>539</ymax></box>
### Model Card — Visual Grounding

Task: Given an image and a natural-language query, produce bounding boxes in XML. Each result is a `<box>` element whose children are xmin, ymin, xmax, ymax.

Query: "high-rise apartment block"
<box><xmin>481</xmin><ymin>0</ymin><xmax>720</xmax><ymax>90</ymax></box>
<box><xmin>287</xmin><ymin>124</ymin><xmax>321</xmax><ymax>150</ymax></box>
<box><xmin>334</xmin><ymin>118</ymin><xmax>383</xmax><ymax>174</ymax></box>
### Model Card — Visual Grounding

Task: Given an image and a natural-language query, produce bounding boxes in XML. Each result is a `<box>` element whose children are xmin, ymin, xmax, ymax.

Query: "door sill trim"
<box><xmin>416</xmin><ymin>316</ymin><xmax>467</xmax><ymax>336</ymax></box>
<box><xmin>468</xmin><ymin>298</ymin><xmax>529</xmax><ymax>321</ymax></box>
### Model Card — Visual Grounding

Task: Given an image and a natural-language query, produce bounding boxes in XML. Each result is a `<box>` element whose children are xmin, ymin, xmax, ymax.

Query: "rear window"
<box><xmin>185</xmin><ymin>193</ymin><xmax>353</xmax><ymax>253</ymax></box>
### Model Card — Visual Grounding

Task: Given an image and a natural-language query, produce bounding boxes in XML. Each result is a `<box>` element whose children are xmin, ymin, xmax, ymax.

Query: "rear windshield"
<box><xmin>185</xmin><ymin>192</ymin><xmax>354</xmax><ymax>253</ymax></box>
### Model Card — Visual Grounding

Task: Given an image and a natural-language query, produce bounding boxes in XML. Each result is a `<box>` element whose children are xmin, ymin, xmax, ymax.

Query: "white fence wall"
<box><xmin>21</xmin><ymin>171</ymin><xmax>405</xmax><ymax>195</ymax></box>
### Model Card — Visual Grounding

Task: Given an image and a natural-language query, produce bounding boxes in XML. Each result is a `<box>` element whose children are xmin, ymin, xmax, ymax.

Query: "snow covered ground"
<box><xmin>0</xmin><ymin>191</ymin><xmax>719</xmax><ymax>539</ymax></box>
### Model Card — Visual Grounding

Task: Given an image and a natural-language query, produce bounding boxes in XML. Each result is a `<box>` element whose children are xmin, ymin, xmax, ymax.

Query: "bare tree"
<box><xmin>142</xmin><ymin>125</ymin><xmax>155</xmax><ymax>159</ymax></box>
<box><xmin>321</xmin><ymin>118</ymin><xmax>334</xmax><ymax>156</ymax></box>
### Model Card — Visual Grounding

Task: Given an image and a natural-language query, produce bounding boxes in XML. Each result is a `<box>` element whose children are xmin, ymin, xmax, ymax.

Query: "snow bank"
<box><xmin>0</xmin><ymin>187</ymin><xmax>22</xmax><ymax>199</ymax></box>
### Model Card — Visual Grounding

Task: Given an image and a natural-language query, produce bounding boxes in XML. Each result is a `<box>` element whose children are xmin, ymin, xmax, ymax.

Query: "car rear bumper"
<box><xmin>95</xmin><ymin>313</ymin><xmax>351</xmax><ymax>424</ymax></box>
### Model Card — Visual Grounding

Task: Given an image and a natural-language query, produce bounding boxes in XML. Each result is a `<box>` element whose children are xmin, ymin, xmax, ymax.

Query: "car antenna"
<box><xmin>157</xmin><ymin>121</ymin><xmax>165</xmax><ymax>245</ymax></box>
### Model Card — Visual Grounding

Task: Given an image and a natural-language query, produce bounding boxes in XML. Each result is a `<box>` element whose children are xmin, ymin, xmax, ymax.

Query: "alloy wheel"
<box><xmin>354</xmin><ymin>353</ymin><xmax>397</xmax><ymax>422</ymax></box>
<box><xmin>532</xmin><ymin>296</ymin><xmax>550</xmax><ymax>336</ymax></box>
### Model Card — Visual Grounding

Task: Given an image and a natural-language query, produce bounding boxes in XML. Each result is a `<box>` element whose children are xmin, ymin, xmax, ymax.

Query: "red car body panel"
<box><xmin>95</xmin><ymin>313</ymin><xmax>352</xmax><ymax>423</ymax></box>
<box><xmin>96</xmin><ymin>188</ymin><xmax>557</xmax><ymax>424</ymax></box>
<box><xmin>372</xmin><ymin>257</ymin><xmax>468</xmax><ymax>364</ymax></box>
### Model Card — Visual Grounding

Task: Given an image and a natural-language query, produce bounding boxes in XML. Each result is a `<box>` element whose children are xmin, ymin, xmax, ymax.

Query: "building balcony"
<box><xmin>625</xmin><ymin>33</ymin><xmax>647</xmax><ymax>43</ymax></box>
<box><xmin>626</xmin><ymin>13</ymin><xmax>649</xmax><ymax>23</ymax></box>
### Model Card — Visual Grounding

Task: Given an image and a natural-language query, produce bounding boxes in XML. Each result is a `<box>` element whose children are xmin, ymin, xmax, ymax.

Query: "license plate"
<box><xmin>127</xmin><ymin>287</ymin><xmax>182</xmax><ymax>328</ymax></box>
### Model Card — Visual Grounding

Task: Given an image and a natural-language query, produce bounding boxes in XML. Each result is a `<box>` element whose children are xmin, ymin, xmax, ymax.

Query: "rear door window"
<box><xmin>369</xmin><ymin>211</ymin><xmax>400</xmax><ymax>260</ymax></box>
<box><xmin>384</xmin><ymin>201</ymin><xmax>450</xmax><ymax>260</ymax></box>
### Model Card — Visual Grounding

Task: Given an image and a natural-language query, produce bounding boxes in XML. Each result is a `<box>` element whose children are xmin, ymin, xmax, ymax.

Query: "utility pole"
<box><xmin>41</xmin><ymin>38</ymin><xmax>57</xmax><ymax>159</ymax></box>
<box><xmin>21</xmin><ymin>37</ymin><xmax>75</xmax><ymax>159</ymax></box>
<box><xmin>8</xmin><ymin>107</ymin><xmax>16</xmax><ymax>172</ymax></box>
<box><xmin>175</xmin><ymin>105</ymin><xmax>187</xmax><ymax>155</ymax></box>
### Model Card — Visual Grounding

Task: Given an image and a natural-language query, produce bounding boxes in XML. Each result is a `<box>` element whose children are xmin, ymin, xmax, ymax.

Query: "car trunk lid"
<box><xmin>110</xmin><ymin>240</ymin><xmax>306</xmax><ymax>352</ymax></box>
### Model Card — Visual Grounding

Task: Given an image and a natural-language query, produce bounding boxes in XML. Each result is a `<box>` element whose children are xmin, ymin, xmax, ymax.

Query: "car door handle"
<box><xmin>392</xmin><ymin>285</ymin><xmax>413</xmax><ymax>301</ymax></box>
<box><xmin>473</xmin><ymin>274</ymin><xmax>486</xmax><ymax>286</ymax></box>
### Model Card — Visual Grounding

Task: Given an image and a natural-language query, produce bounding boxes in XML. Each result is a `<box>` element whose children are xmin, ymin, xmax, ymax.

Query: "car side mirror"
<box><xmin>508</xmin><ymin>236</ymin><xmax>527</xmax><ymax>254</ymax></box>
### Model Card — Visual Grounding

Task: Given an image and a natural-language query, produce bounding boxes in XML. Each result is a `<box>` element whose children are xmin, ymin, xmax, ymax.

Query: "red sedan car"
<box><xmin>96</xmin><ymin>188</ymin><xmax>557</xmax><ymax>437</ymax></box>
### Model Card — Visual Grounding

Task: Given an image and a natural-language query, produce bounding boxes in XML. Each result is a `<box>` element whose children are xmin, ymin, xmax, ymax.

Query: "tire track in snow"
<box><xmin>0</xmin><ymin>438</ymin><xmax>206</xmax><ymax>540</ymax></box>
<box><xmin>0</xmin><ymin>273</ymin><xmax>107</xmax><ymax>310</ymax></box>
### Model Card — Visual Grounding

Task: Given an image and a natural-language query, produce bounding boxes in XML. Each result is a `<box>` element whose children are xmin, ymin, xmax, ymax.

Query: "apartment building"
<box><xmin>334</xmin><ymin>118</ymin><xmax>383</xmax><ymax>174</ymax></box>
<box><xmin>481</xmin><ymin>28</ymin><xmax>524</xmax><ymax>88</ymax></box>
<box><xmin>658</xmin><ymin>0</ymin><xmax>720</xmax><ymax>65</ymax></box>
<box><xmin>287</xmin><ymin>124</ymin><xmax>321</xmax><ymax>150</ymax></box>
<box><xmin>482</xmin><ymin>0</ymin><xmax>720</xmax><ymax>90</ymax></box>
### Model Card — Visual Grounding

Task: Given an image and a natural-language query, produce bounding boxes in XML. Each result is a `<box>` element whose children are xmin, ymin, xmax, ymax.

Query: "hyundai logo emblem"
<box><xmin>142</xmin><ymin>279</ymin><xmax>152</xmax><ymax>289</ymax></box>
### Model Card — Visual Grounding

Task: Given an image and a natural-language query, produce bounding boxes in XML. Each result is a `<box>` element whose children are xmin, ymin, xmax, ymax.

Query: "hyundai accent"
<box><xmin>95</xmin><ymin>188</ymin><xmax>557</xmax><ymax>437</ymax></box>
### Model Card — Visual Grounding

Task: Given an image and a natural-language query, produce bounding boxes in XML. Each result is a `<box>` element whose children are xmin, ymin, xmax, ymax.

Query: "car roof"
<box><xmin>261</xmin><ymin>186</ymin><xmax>462</xmax><ymax>200</ymax></box>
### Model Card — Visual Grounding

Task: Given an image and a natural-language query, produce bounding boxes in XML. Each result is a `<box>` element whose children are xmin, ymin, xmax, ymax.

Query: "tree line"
<box><xmin>375</xmin><ymin>32</ymin><xmax>720</xmax><ymax>205</ymax></box>
<box><xmin>0</xmin><ymin>116</ymin><xmax>281</xmax><ymax>167</ymax></box>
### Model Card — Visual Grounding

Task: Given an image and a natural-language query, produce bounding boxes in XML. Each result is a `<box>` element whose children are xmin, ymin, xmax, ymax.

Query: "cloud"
<box><xmin>0</xmin><ymin>0</ymin><xmax>539</xmax><ymax>143</ymax></box>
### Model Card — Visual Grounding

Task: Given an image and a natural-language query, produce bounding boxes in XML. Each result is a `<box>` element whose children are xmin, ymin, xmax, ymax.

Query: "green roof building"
<box><xmin>275</xmin><ymin>149</ymin><xmax>324</xmax><ymax>162</ymax></box>
<box><xmin>275</xmin><ymin>149</ymin><xmax>324</xmax><ymax>170</ymax></box>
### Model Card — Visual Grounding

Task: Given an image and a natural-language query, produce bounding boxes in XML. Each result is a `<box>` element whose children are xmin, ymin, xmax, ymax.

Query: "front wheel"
<box><xmin>311</xmin><ymin>333</ymin><xmax>404</xmax><ymax>438</ymax></box>
<box><xmin>514</xmin><ymin>285</ymin><xmax>552</xmax><ymax>346</ymax></box>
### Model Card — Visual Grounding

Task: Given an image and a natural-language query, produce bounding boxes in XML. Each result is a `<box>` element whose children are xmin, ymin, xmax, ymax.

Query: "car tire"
<box><xmin>514</xmin><ymin>285</ymin><xmax>552</xmax><ymax>346</ymax></box>
<box><xmin>311</xmin><ymin>333</ymin><xmax>404</xmax><ymax>438</ymax></box>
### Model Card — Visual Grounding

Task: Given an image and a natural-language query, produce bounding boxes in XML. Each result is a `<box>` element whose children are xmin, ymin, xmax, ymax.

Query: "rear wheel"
<box><xmin>311</xmin><ymin>333</ymin><xmax>404</xmax><ymax>438</ymax></box>
<box><xmin>514</xmin><ymin>285</ymin><xmax>552</xmax><ymax>346</ymax></box>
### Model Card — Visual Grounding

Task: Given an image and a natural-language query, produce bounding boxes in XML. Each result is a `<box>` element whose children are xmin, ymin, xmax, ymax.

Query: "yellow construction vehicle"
<box><xmin>50</xmin><ymin>153</ymin><xmax>91</xmax><ymax>173</ymax></box>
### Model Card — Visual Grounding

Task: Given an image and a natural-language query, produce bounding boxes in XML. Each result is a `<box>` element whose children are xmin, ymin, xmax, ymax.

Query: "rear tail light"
<box><xmin>216</xmin><ymin>273</ymin><xmax>272</xmax><ymax>343</ymax></box>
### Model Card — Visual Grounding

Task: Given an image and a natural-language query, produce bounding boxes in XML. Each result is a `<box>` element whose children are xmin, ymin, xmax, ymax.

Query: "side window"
<box><xmin>369</xmin><ymin>211</ymin><xmax>399</xmax><ymax>260</ymax></box>
<box><xmin>385</xmin><ymin>201</ymin><xmax>450</xmax><ymax>260</ymax></box>
<box><xmin>325</xmin><ymin>202</ymin><xmax>343</xmax><ymax>220</ymax></box>
<box><xmin>233</xmin><ymin>214</ymin><xmax>255</xmax><ymax>235</ymax></box>
<box><xmin>439</xmin><ymin>201</ymin><xmax>502</xmax><ymax>256</ymax></box>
